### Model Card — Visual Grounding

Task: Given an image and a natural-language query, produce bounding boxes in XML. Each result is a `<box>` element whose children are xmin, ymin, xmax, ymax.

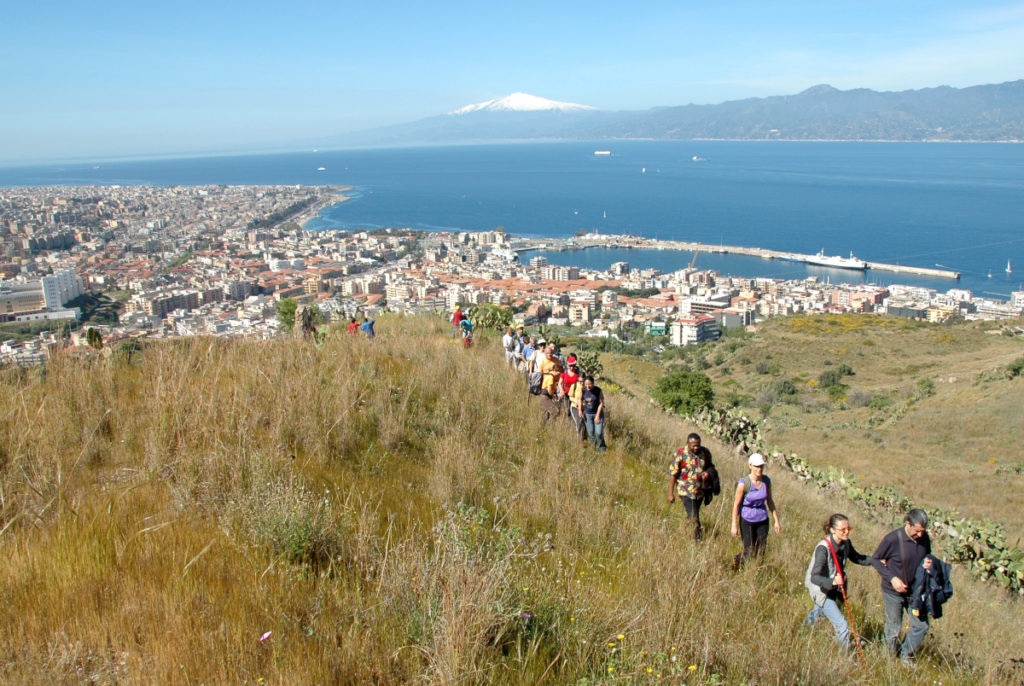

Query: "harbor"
<box><xmin>519</xmin><ymin>236</ymin><xmax>961</xmax><ymax>280</ymax></box>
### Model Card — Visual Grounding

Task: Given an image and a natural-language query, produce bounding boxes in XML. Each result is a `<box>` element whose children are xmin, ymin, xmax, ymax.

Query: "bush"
<box><xmin>652</xmin><ymin>370</ymin><xmax>715</xmax><ymax>416</ymax></box>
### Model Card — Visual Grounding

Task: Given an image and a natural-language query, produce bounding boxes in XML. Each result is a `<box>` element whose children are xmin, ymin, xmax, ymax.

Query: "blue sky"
<box><xmin>2</xmin><ymin>1</ymin><xmax>1023</xmax><ymax>164</ymax></box>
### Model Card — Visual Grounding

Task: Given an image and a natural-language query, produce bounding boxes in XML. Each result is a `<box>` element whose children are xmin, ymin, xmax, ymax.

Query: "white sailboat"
<box><xmin>1007</xmin><ymin>260</ymin><xmax>1013</xmax><ymax>274</ymax></box>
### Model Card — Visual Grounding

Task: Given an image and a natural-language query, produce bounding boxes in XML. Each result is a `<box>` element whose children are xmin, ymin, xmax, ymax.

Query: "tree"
<box><xmin>276</xmin><ymin>298</ymin><xmax>298</xmax><ymax>333</ymax></box>
<box><xmin>652</xmin><ymin>369</ymin><xmax>715</xmax><ymax>417</ymax></box>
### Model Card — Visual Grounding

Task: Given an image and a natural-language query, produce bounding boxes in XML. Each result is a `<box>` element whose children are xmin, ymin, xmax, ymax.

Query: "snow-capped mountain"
<box><xmin>450</xmin><ymin>92</ymin><xmax>597</xmax><ymax>115</ymax></box>
<box><xmin>314</xmin><ymin>80</ymin><xmax>1024</xmax><ymax>148</ymax></box>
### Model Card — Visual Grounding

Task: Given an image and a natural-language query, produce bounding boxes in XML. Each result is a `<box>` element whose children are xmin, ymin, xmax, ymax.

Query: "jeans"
<box><xmin>584</xmin><ymin>413</ymin><xmax>605</xmax><ymax>449</ymax></box>
<box><xmin>806</xmin><ymin>599</ymin><xmax>850</xmax><ymax>647</ymax></box>
<box><xmin>883</xmin><ymin>592</ymin><xmax>929</xmax><ymax>658</ymax></box>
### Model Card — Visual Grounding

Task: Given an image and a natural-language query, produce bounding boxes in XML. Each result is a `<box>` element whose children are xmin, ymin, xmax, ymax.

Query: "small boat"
<box><xmin>692</xmin><ymin>155</ymin><xmax>707</xmax><ymax>162</ymax></box>
<box><xmin>317</xmin><ymin>166</ymin><xmax>326</xmax><ymax>171</ymax></box>
<box><xmin>1007</xmin><ymin>260</ymin><xmax>1013</xmax><ymax>274</ymax></box>
<box><xmin>594</xmin><ymin>150</ymin><xmax>611</xmax><ymax>156</ymax></box>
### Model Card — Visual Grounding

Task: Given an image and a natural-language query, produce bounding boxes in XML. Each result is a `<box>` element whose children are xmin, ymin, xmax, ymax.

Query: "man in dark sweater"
<box><xmin>872</xmin><ymin>509</ymin><xmax>932</xmax><ymax>665</ymax></box>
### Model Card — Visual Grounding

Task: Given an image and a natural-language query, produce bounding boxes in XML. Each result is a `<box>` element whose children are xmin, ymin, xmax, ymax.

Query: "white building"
<box><xmin>41</xmin><ymin>269</ymin><xmax>84</xmax><ymax>309</ymax></box>
<box><xmin>669</xmin><ymin>314</ymin><xmax>721</xmax><ymax>347</ymax></box>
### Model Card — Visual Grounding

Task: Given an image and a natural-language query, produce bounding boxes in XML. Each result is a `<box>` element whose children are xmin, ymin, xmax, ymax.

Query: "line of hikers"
<box><xmin>501</xmin><ymin>325</ymin><xmax>606</xmax><ymax>449</ymax></box>
<box><xmin>472</xmin><ymin>313</ymin><xmax>950</xmax><ymax>667</ymax></box>
<box><xmin>669</xmin><ymin>434</ymin><xmax>951</xmax><ymax>667</ymax></box>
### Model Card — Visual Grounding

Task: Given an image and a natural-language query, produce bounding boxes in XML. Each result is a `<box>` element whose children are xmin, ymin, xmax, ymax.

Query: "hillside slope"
<box><xmin>0</xmin><ymin>316</ymin><xmax>1021</xmax><ymax>683</ymax></box>
<box><xmin>603</xmin><ymin>314</ymin><xmax>1024</xmax><ymax>543</ymax></box>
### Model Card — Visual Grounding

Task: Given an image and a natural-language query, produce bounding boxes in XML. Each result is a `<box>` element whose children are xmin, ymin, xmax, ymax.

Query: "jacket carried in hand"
<box><xmin>910</xmin><ymin>554</ymin><xmax>953</xmax><ymax>620</ymax></box>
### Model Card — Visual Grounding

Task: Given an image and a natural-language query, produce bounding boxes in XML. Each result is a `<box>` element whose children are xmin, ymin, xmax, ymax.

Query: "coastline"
<box><xmin>297</xmin><ymin>186</ymin><xmax>352</xmax><ymax>228</ymax></box>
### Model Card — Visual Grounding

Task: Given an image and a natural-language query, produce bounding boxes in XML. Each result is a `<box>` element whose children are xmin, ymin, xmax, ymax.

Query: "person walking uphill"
<box><xmin>731</xmin><ymin>452</ymin><xmax>781</xmax><ymax>567</ymax></box>
<box><xmin>872</xmin><ymin>509</ymin><xmax>932</xmax><ymax>667</ymax></box>
<box><xmin>450</xmin><ymin>305</ymin><xmax>465</xmax><ymax>338</ymax></box>
<box><xmin>805</xmin><ymin>513</ymin><xmax>872</xmax><ymax>650</ymax></box>
<box><xmin>580</xmin><ymin>376</ymin><xmax>606</xmax><ymax>449</ymax></box>
<box><xmin>668</xmin><ymin>433</ymin><xmax>713</xmax><ymax>541</ymax></box>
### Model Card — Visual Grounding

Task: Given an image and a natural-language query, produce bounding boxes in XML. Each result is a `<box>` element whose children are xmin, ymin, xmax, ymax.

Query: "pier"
<box><xmin>518</xmin><ymin>237</ymin><xmax>961</xmax><ymax>280</ymax></box>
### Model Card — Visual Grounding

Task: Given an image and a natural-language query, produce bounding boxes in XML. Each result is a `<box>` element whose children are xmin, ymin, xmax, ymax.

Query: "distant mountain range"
<box><xmin>322</xmin><ymin>80</ymin><xmax>1024</xmax><ymax>147</ymax></box>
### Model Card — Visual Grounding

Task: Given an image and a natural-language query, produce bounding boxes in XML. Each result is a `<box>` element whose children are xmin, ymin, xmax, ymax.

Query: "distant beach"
<box><xmin>298</xmin><ymin>186</ymin><xmax>351</xmax><ymax>228</ymax></box>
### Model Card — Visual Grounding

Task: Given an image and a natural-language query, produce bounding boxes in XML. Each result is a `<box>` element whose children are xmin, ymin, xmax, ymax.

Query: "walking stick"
<box><xmin>826</xmin><ymin>539</ymin><xmax>866</xmax><ymax>667</ymax></box>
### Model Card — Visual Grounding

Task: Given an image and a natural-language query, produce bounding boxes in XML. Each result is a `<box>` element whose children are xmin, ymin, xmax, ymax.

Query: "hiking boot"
<box><xmin>732</xmin><ymin>554</ymin><xmax>742</xmax><ymax>571</ymax></box>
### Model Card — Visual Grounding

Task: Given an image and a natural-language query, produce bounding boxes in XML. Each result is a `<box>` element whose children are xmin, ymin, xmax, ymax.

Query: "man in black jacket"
<box><xmin>872</xmin><ymin>509</ymin><xmax>932</xmax><ymax>666</ymax></box>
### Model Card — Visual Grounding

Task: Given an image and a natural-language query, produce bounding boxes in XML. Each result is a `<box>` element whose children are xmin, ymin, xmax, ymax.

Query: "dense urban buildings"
<box><xmin>1</xmin><ymin>184</ymin><xmax>1022</xmax><ymax>365</ymax></box>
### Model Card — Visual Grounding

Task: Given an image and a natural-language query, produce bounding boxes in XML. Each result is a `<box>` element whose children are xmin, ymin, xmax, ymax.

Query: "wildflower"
<box><xmin>608</xmin><ymin>642</ymin><xmax>616</xmax><ymax>648</ymax></box>
<box><xmin>607</xmin><ymin>666</ymin><xmax>614</xmax><ymax>674</ymax></box>
<box><xmin>259</xmin><ymin>631</ymin><xmax>272</xmax><ymax>642</ymax></box>
<box><xmin>689</xmin><ymin>664</ymin><xmax>697</xmax><ymax>671</ymax></box>
<box><xmin>617</xmin><ymin>633</ymin><xmax>625</xmax><ymax>640</ymax></box>
<box><xmin>520</xmin><ymin>612</ymin><xmax>531</xmax><ymax>620</ymax></box>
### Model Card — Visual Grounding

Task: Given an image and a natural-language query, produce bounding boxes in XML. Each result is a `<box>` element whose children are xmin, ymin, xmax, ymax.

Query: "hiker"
<box><xmin>558</xmin><ymin>354</ymin><xmax>580</xmax><ymax>417</ymax></box>
<box><xmin>871</xmin><ymin>509</ymin><xmax>932</xmax><ymax>666</ymax></box>
<box><xmin>514</xmin><ymin>327</ymin><xmax>526</xmax><ymax>370</ymax></box>
<box><xmin>668</xmin><ymin>432</ymin><xmax>713</xmax><ymax>541</ymax></box>
<box><xmin>805</xmin><ymin>513</ymin><xmax>872</xmax><ymax>649</ymax></box>
<box><xmin>519</xmin><ymin>336</ymin><xmax>536</xmax><ymax>376</ymax></box>
<box><xmin>730</xmin><ymin>452</ymin><xmax>781</xmax><ymax>566</ymax></box>
<box><xmin>360</xmin><ymin>316</ymin><xmax>376</xmax><ymax>339</ymax></box>
<box><xmin>459</xmin><ymin>317</ymin><xmax>473</xmax><ymax>347</ymax></box>
<box><xmin>347</xmin><ymin>317</ymin><xmax>359</xmax><ymax>335</ymax></box>
<box><xmin>530</xmin><ymin>338</ymin><xmax>547</xmax><ymax>374</ymax></box>
<box><xmin>580</xmin><ymin>375</ymin><xmax>606</xmax><ymax>449</ymax></box>
<box><xmin>564</xmin><ymin>359</ymin><xmax>587</xmax><ymax>440</ymax></box>
<box><xmin>502</xmin><ymin>326</ymin><xmax>519</xmax><ymax>368</ymax></box>
<box><xmin>450</xmin><ymin>305</ymin><xmax>465</xmax><ymax>337</ymax></box>
<box><xmin>537</xmin><ymin>343</ymin><xmax>563</xmax><ymax>421</ymax></box>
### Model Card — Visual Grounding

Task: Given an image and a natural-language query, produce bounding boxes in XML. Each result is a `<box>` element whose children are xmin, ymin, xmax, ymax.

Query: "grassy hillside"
<box><xmin>604</xmin><ymin>314</ymin><xmax>1024</xmax><ymax>543</ymax></box>
<box><xmin>1</xmin><ymin>314</ymin><xmax>1022</xmax><ymax>684</ymax></box>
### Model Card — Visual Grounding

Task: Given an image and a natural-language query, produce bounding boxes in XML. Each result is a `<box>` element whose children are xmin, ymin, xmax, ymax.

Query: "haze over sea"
<box><xmin>3</xmin><ymin>141</ymin><xmax>1022</xmax><ymax>299</ymax></box>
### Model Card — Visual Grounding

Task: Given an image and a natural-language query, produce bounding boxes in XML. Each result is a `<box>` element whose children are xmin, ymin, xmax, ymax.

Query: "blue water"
<box><xmin>2</xmin><ymin>141</ymin><xmax>1022</xmax><ymax>298</ymax></box>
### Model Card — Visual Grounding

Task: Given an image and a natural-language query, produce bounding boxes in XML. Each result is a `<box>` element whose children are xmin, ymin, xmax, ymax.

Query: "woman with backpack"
<box><xmin>804</xmin><ymin>513</ymin><xmax>872</xmax><ymax>650</ymax></box>
<box><xmin>730</xmin><ymin>452</ymin><xmax>781</xmax><ymax>567</ymax></box>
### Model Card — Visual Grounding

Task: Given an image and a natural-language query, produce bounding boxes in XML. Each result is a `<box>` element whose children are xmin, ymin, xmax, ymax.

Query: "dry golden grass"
<box><xmin>0</xmin><ymin>313</ymin><xmax>1022</xmax><ymax>684</ymax></box>
<box><xmin>607</xmin><ymin>315</ymin><xmax>1024</xmax><ymax>544</ymax></box>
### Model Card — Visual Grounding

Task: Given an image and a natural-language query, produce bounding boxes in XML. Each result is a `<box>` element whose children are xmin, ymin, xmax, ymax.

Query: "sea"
<box><xmin>2</xmin><ymin>141</ymin><xmax>1023</xmax><ymax>299</ymax></box>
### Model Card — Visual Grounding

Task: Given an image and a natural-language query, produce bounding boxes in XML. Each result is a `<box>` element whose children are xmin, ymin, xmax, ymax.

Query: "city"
<box><xmin>1</xmin><ymin>184</ymin><xmax>1022</xmax><ymax>366</ymax></box>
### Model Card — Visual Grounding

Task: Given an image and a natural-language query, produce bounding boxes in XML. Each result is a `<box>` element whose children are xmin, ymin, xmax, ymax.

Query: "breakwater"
<box><xmin>521</xmin><ymin>237</ymin><xmax>961</xmax><ymax>280</ymax></box>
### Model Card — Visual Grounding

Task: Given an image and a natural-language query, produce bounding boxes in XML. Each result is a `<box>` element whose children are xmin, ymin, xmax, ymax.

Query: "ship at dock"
<box><xmin>802</xmin><ymin>249</ymin><xmax>868</xmax><ymax>271</ymax></box>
